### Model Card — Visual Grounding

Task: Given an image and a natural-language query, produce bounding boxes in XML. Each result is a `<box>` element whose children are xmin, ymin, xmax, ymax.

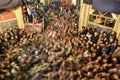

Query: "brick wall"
<box><xmin>0</xmin><ymin>10</ymin><xmax>16</xmax><ymax>21</ymax></box>
<box><xmin>61</xmin><ymin>0</ymin><xmax>72</xmax><ymax>7</ymax></box>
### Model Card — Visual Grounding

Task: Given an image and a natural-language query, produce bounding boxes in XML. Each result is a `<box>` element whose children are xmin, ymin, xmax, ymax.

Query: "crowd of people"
<box><xmin>0</xmin><ymin>5</ymin><xmax>120</xmax><ymax>80</ymax></box>
<box><xmin>22</xmin><ymin>2</ymin><xmax>45</xmax><ymax>24</ymax></box>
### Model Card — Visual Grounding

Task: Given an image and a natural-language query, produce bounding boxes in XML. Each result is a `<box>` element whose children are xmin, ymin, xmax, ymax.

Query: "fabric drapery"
<box><xmin>92</xmin><ymin>0</ymin><xmax>120</xmax><ymax>14</ymax></box>
<box><xmin>0</xmin><ymin>0</ymin><xmax>23</xmax><ymax>9</ymax></box>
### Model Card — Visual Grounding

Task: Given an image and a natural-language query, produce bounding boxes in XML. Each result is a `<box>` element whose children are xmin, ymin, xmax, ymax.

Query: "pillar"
<box><xmin>14</xmin><ymin>7</ymin><xmax>24</xmax><ymax>29</ymax></box>
<box><xmin>114</xmin><ymin>15</ymin><xmax>120</xmax><ymax>39</ymax></box>
<box><xmin>78</xmin><ymin>0</ymin><xmax>91</xmax><ymax>31</ymax></box>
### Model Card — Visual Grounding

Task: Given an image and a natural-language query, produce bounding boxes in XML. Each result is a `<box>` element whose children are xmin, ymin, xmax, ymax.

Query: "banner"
<box><xmin>0</xmin><ymin>0</ymin><xmax>23</xmax><ymax>9</ymax></box>
<box><xmin>83</xmin><ymin>0</ymin><xmax>93</xmax><ymax>4</ymax></box>
<box><xmin>92</xmin><ymin>0</ymin><xmax>120</xmax><ymax>14</ymax></box>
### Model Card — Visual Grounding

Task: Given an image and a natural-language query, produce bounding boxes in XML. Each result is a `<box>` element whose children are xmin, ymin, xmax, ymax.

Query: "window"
<box><xmin>89</xmin><ymin>10</ymin><xmax>115</xmax><ymax>28</ymax></box>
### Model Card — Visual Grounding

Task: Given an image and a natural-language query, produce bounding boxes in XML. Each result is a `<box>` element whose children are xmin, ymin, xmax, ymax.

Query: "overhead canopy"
<box><xmin>0</xmin><ymin>0</ymin><xmax>23</xmax><ymax>9</ymax></box>
<box><xmin>92</xmin><ymin>0</ymin><xmax>120</xmax><ymax>14</ymax></box>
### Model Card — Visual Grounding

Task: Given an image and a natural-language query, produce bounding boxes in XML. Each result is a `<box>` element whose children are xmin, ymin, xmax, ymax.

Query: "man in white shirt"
<box><xmin>26</xmin><ymin>5</ymin><xmax>33</xmax><ymax>23</ymax></box>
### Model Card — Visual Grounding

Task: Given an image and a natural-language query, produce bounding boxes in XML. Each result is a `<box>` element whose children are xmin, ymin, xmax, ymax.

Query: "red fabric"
<box><xmin>19</xmin><ymin>29</ymin><xmax>24</xmax><ymax>35</ymax></box>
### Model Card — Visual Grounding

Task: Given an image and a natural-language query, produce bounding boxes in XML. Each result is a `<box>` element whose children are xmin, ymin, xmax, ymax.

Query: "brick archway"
<box><xmin>2</xmin><ymin>10</ymin><xmax>16</xmax><ymax>21</ymax></box>
<box><xmin>0</xmin><ymin>15</ymin><xmax>2</xmax><ymax>21</ymax></box>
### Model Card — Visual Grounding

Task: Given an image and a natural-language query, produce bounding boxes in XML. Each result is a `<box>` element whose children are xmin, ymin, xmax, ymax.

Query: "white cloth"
<box><xmin>31</xmin><ymin>73</ymin><xmax>40</xmax><ymax>80</ymax></box>
<box><xmin>27</xmin><ymin>8</ymin><xmax>31</xmax><ymax>15</ymax></box>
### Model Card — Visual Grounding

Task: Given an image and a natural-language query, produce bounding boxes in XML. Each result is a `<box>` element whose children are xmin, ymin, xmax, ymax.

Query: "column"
<box><xmin>14</xmin><ymin>7</ymin><xmax>24</xmax><ymax>29</ymax></box>
<box><xmin>78</xmin><ymin>0</ymin><xmax>91</xmax><ymax>31</ymax></box>
<box><xmin>113</xmin><ymin>15</ymin><xmax>120</xmax><ymax>39</ymax></box>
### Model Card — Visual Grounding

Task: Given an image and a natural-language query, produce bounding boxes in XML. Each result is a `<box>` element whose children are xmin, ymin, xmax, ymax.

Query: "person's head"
<box><xmin>100</xmin><ymin>29</ymin><xmax>105</xmax><ymax>34</ymax></box>
<box><xmin>111</xmin><ymin>31</ymin><xmax>116</xmax><ymax>35</ymax></box>
<box><xmin>103</xmin><ymin>32</ymin><xmax>107</xmax><ymax>37</ymax></box>
<box><xmin>17</xmin><ymin>74</ymin><xmax>22</xmax><ymax>80</ymax></box>
<box><xmin>91</xmin><ymin>53</ymin><xmax>96</xmax><ymax>59</ymax></box>
<box><xmin>97</xmin><ymin>56</ymin><xmax>102</xmax><ymax>61</ymax></box>
<box><xmin>112</xmin><ymin>57</ymin><xmax>117</xmax><ymax>63</ymax></box>
<box><xmin>0</xmin><ymin>74</ymin><xmax>5</xmax><ymax>79</ymax></box>
<box><xmin>11</xmin><ymin>36</ymin><xmax>14</xmax><ymax>40</ymax></box>
<box><xmin>112</xmin><ymin>74</ymin><xmax>119</xmax><ymax>80</ymax></box>
<box><xmin>109</xmin><ymin>36</ymin><xmax>114</xmax><ymax>43</ymax></box>
<box><xmin>109</xmin><ymin>68</ymin><xmax>117</xmax><ymax>74</ymax></box>
<box><xmin>5</xmin><ymin>71</ymin><xmax>11</xmax><ymax>77</ymax></box>
<box><xmin>102</xmin><ymin>59</ymin><xmax>107</xmax><ymax>64</ymax></box>
<box><xmin>94</xmin><ymin>31</ymin><xmax>99</xmax><ymax>36</ymax></box>
<box><xmin>93</xmin><ymin>68</ymin><xmax>98</xmax><ymax>73</ymax></box>
<box><xmin>86</xmin><ymin>72</ymin><xmax>93</xmax><ymax>78</ymax></box>
<box><xmin>107</xmin><ymin>64</ymin><xmax>112</xmax><ymax>68</ymax></box>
